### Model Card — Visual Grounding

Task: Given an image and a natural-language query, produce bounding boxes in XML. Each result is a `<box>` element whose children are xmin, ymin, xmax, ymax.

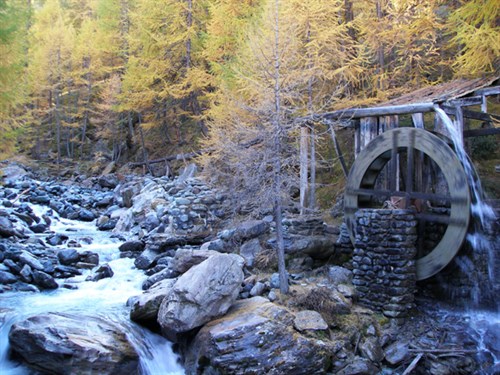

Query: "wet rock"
<box><xmin>86</xmin><ymin>264</ymin><xmax>114</xmax><ymax>282</ymax></box>
<box><xmin>19</xmin><ymin>251</ymin><xmax>44</xmax><ymax>271</ymax></box>
<box><xmin>9</xmin><ymin>312</ymin><xmax>138</xmax><ymax>375</ymax></box>
<box><xmin>0</xmin><ymin>216</ymin><xmax>16</xmax><ymax>237</ymax></box>
<box><xmin>19</xmin><ymin>264</ymin><xmax>33</xmax><ymax>283</ymax></box>
<box><xmin>57</xmin><ymin>249</ymin><xmax>80</xmax><ymax>265</ymax></box>
<box><xmin>29</xmin><ymin>223</ymin><xmax>48</xmax><ymax>233</ymax></box>
<box><xmin>185</xmin><ymin>297</ymin><xmax>337</xmax><ymax>374</ymax></box>
<box><xmin>134</xmin><ymin>248</ymin><xmax>159</xmax><ymax>270</ymax></box>
<box><xmin>46</xmin><ymin>234</ymin><xmax>68</xmax><ymax>246</ymax></box>
<box><xmin>157</xmin><ymin>253</ymin><xmax>244</xmax><ymax>342</ymax></box>
<box><xmin>0</xmin><ymin>270</ymin><xmax>17</xmax><ymax>284</ymax></box>
<box><xmin>78</xmin><ymin>208</ymin><xmax>96</xmax><ymax>222</ymax></box>
<box><xmin>293</xmin><ymin>310</ymin><xmax>329</xmax><ymax>332</ymax></box>
<box><xmin>130</xmin><ymin>278</ymin><xmax>176</xmax><ymax>325</ymax></box>
<box><xmin>119</xmin><ymin>240</ymin><xmax>145</xmax><ymax>253</ymax></box>
<box><xmin>32</xmin><ymin>270</ymin><xmax>58</xmax><ymax>290</ymax></box>
<box><xmin>79</xmin><ymin>250</ymin><xmax>99</xmax><ymax>265</ymax></box>
<box><xmin>97</xmin><ymin>216</ymin><xmax>118</xmax><ymax>231</ymax></box>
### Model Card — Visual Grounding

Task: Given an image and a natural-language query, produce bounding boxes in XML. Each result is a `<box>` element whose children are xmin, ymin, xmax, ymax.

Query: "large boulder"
<box><xmin>185</xmin><ymin>297</ymin><xmax>339</xmax><ymax>374</ymax></box>
<box><xmin>9</xmin><ymin>312</ymin><xmax>139</xmax><ymax>375</ymax></box>
<box><xmin>157</xmin><ymin>253</ymin><xmax>244</xmax><ymax>342</ymax></box>
<box><xmin>169</xmin><ymin>248</ymin><xmax>219</xmax><ymax>274</ymax></box>
<box><xmin>130</xmin><ymin>278</ymin><xmax>176</xmax><ymax>325</ymax></box>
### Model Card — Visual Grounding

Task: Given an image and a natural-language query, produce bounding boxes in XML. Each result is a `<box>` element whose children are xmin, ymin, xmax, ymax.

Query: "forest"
<box><xmin>0</xmin><ymin>0</ymin><xmax>499</xmax><ymax>211</ymax></box>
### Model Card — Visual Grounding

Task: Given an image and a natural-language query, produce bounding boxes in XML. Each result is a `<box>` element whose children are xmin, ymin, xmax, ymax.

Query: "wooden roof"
<box><xmin>381</xmin><ymin>76</ymin><xmax>499</xmax><ymax>106</ymax></box>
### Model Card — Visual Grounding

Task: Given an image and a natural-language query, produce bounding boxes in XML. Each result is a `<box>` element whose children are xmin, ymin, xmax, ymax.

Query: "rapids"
<box><xmin>0</xmin><ymin>204</ymin><xmax>184</xmax><ymax>375</ymax></box>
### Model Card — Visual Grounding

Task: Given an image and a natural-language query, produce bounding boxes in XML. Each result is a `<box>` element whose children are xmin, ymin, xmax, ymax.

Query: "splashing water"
<box><xmin>434</xmin><ymin>105</ymin><xmax>498</xmax><ymax>309</ymax></box>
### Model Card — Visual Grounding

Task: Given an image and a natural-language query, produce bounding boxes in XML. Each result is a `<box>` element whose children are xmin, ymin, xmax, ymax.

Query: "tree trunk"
<box><xmin>272</xmin><ymin>0</ymin><xmax>288</xmax><ymax>295</ymax></box>
<box><xmin>376</xmin><ymin>0</ymin><xmax>385</xmax><ymax>90</ymax></box>
<box><xmin>80</xmin><ymin>57</ymin><xmax>91</xmax><ymax>159</ymax></box>
<box><xmin>299</xmin><ymin>124</ymin><xmax>309</xmax><ymax>214</ymax></box>
<box><xmin>138</xmin><ymin>114</ymin><xmax>151</xmax><ymax>174</ymax></box>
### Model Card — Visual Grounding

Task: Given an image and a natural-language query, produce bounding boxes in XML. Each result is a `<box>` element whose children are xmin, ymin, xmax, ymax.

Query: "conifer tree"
<box><xmin>447</xmin><ymin>0</ymin><xmax>500</xmax><ymax>77</ymax></box>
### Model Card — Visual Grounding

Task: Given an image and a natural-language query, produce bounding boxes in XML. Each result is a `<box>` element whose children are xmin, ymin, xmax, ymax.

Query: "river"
<box><xmin>0</xmin><ymin>204</ymin><xmax>184</xmax><ymax>374</ymax></box>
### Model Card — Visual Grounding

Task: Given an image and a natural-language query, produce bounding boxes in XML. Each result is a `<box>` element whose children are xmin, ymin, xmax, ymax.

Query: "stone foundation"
<box><xmin>352</xmin><ymin>209</ymin><xmax>417</xmax><ymax>318</ymax></box>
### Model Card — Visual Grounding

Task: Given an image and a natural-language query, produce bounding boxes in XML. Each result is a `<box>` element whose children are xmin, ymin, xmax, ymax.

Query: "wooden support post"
<box><xmin>411</xmin><ymin>113</ymin><xmax>424</xmax><ymax>129</ymax></box>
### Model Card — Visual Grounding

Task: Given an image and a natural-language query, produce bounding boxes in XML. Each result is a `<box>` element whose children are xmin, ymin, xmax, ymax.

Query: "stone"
<box><xmin>384</xmin><ymin>341</ymin><xmax>410</xmax><ymax>365</ymax></box>
<box><xmin>9</xmin><ymin>312</ymin><xmax>138</xmax><ymax>375</ymax></box>
<box><xmin>32</xmin><ymin>270</ymin><xmax>58</xmax><ymax>290</ymax></box>
<box><xmin>19</xmin><ymin>251</ymin><xmax>44</xmax><ymax>271</ymax></box>
<box><xmin>46</xmin><ymin>234</ymin><xmax>68</xmax><ymax>246</ymax></box>
<box><xmin>86</xmin><ymin>264</ymin><xmax>114</xmax><ymax>282</ymax></box>
<box><xmin>78</xmin><ymin>209</ymin><xmax>96</xmax><ymax>222</ymax></box>
<box><xmin>336</xmin><ymin>356</ymin><xmax>379</xmax><ymax>375</ymax></box>
<box><xmin>169</xmin><ymin>248</ymin><xmax>219</xmax><ymax>274</ymax></box>
<box><xmin>57</xmin><ymin>249</ymin><xmax>80</xmax><ymax>265</ymax></box>
<box><xmin>130</xmin><ymin>278</ymin><xmax>176</xmax><ymax>324</ymax></box>
<box><xmin>233</xmin><ymin>220</ymin><xmax>270</xmax><ymax>241</ymax></box>
<box><xmin>329</xmin><ymin>266</ymin><xmax>353</xmax><ymax>285</ymax></box>
<box><xmin>360</xmin><ymin>336</ymin><xmax>384</xmax><ymax>363</ymax></box>
<box><xmin>184</xmin><ymin>297</ymin><xmax>337</xmax><ymax>374</ymax></box>
<box><xmin>249</xmin><ymin>281</ymin><xmax>266</xmax><ymax>297</ymax></box>
<box><xmin>134</xmin><ymin>248</ymin><xmax>159</xmax><ymax>270</ymax></box>
<box><xmin>119</xmin><ymin>240</ymin><xmax>145</xmax><ymax>253</ymax></box>
<box><xmin>239</xmin><ymin>238</ymin><xmax>262</xmax><ymax>268</ymax></box>
<box><xmin>157</xmin><ymin>253</ymin><xmax>244</xmax><ymax>342</ymax></box>
<box><xmin>0</xmin><ymin>270</ymin><xmax>17</xmax><ymax>284</ymax></box>
<box><xmin>293</xmin><ymin>310</ymin><xmax>329</xmax><ymax>332</ymax></box>
<box><xmin>98</xmin><ymin>173</ymin><xmax>119</xmax><ymax>189</ymax></box>
<box><xmin>142</xmin><ymin>268</ymin><xmax>178</xmax><ymax>290</ymax></box>
<box><xmin>0</xmin><ymin>216</ymin><xmax>16</xmax><ymax>237</ymax></box>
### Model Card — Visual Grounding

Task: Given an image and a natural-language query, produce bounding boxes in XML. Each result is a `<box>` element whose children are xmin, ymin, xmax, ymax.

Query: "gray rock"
<box><xmin>169</xmin><ymin>248</ymin><xmax>219</xmax><ymax>274</ymax></box>
<box><xmin>293</xmin><ymin>310</ymin><xmax>329</xmax><ymax>332</ymax></box>
<box><xmin>9</xmin><ymin>312</ymin><xmax>138</xmax><ymax>374</ymax></box>
<box><xmin>142</xmin><ymin>268</ymin><xmax>178</xmax><ymax>290</ymax></box>
<box><xmin>239</xmin><ymin>238</ymin><xmax>262</xmax><ymax>268</ymax></box>
<box><xmin>0</xmin><ymin>270</ymin><xmax>17</xmax><ymax>284</ymax></box>
<box><xmin>19</xmin><ymin>264</ymin><xmax>33</xmax><ymax>283</ymax></box>
<box><xmin>336</xmin><ymin>356</ymin><xmax>379</xmax><ymax>375</ymax></box>
<box><xmin>328</xmin><ymin>266</ymin><xmax>353</xmax><ymax>285</ymax></box>
<box><xmin>249</xmin><ymin>281</ymin><xmax>266</xmax><ymax>297</ymax></box>
<box><xmin>360</xmin><ymin>336</ymin><xmax>384</xmax><ymax>363</ymax></box>
<box><xmin>157</xmin><ymin>253</ymin><xmax>244</xmax><ymax>342</ymax></box>
<box><xmin>384</xmin><ymin>341</ymin><xmax>410</xmax><ymax>365</ymax></box>
<box><xmin>32</xmin><ymin>270</ymin><xmax>58</xmax><ymax>290</ymax></box>
<box><xmin>185</xmin><ymin>297</ymin><xmax>337</xmax><ymax>374</ymax></box>
<box><xmin>86</xmin><ymin>264</ymin><xmax>114</xmax><ymax>282</ymax></box>
<box><xmin>134</xmin><ymin>248</ymin><xmax>159</xmax><ymax>270</ymax></box>
<box><xmin>0</xmin><ymin>216</ymin><xmax>15</xmax><ymax>237</ymax></box>
<box><xmin>119</xmin><ymin>240</ymin><xmax>145</xmax><ymax>253</ymax></box>
<box><xmin>130</xmin><ymin>279</ymin><xmax>176</xmax><ymax>324</ymax></box>
<box><xmin>78</xmin><ymin>209</ymin><xmax>96</xmax><ymax>222</ymax></box>
<box><xmin>19</xmin><ymin>251</ymin><xmax>44</xmax><ymax>271</ymax></box>
<box><xmin>233</xmin><ymin>220</ymin><xmax>269</xmax><ymax>241</ymax></box>
<box><xmin>57</xmin><ymin>249</ymin><xmax>80</xmax><ymax>266</ymax></box>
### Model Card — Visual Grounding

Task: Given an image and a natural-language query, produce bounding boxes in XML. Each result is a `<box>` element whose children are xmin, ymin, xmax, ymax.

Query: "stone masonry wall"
<box><xmin>352</xmin><ymin>209</ymin><xmax>418</xmax><ymax>319</ymax></box>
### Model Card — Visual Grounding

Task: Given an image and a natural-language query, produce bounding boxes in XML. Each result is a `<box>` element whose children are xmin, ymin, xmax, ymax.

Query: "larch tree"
<box><xmin>0</xmin><ymin>0</ymin><xmax>29</xmax><ymax>156</ymax></box>
<box><xmin>447</xmin><ymin>0</ymin><xmax>500</xmax><ymax>77</ymax></box>
<box><xmin>28</xmin><ymin>0</ymin><xmax>75</xmax><ymax>163</ymax></box>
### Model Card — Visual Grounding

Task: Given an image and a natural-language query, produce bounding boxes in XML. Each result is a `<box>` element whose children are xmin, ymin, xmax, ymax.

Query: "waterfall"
<box><xmin>0</xmin><ymin>203</ymin><xmax>184</xmax><ymax>375</ymax></box>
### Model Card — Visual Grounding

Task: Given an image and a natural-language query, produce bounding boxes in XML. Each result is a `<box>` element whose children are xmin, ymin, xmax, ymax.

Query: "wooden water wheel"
<box><xmin>344</xmin><ymin>127</ymin><xmax>471</xmax><ymax>280</ymax></box>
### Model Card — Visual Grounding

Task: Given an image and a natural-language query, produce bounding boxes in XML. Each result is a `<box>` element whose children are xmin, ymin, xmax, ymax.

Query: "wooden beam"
<box><xmin>319</xmin><ymin>102</ymin><xmax>435</xmax><ymax>120</ymax></box>
<box><xmin>463</xmin><ymin>127</ymin><xmax>500</xmax><ymax>138</ymax></box>
<box><xmin>474</xmin><ymin>85</ymin><xmax>500</xmax><ymax>96</ymax></box>
<box><xmin>447</xmin><ymin>96</ymin><xmax>483</xmax><ymax>107</ymax></box>
<box><xmin>462</xmin><ymin>109</ymin><xmax>500</xmax><ymax>122</ymax></box>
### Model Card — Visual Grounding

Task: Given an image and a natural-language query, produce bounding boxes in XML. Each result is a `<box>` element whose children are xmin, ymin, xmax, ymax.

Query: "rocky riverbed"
<box><xmin>0</xmin><ymin>160</ymin><xmax>498</xmax><ymax>374</ymax></box>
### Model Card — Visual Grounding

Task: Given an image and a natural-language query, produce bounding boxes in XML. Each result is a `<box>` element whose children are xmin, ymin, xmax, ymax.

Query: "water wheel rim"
<box><xmin>344</xmin><ymin>127</ymin><xmax>471</xmax><ymax>280</ymax></box>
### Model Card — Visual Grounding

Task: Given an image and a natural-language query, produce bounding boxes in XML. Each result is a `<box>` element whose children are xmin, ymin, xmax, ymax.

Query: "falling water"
<box><xmin>0</xmin><ymin>204</ymin><xmax>184</xmax><ymax>375</ymax></box>
<box><xmin>433</xmin><ymin>106</ymin><xmax>499</xmax><ymax>372</ymax></box>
